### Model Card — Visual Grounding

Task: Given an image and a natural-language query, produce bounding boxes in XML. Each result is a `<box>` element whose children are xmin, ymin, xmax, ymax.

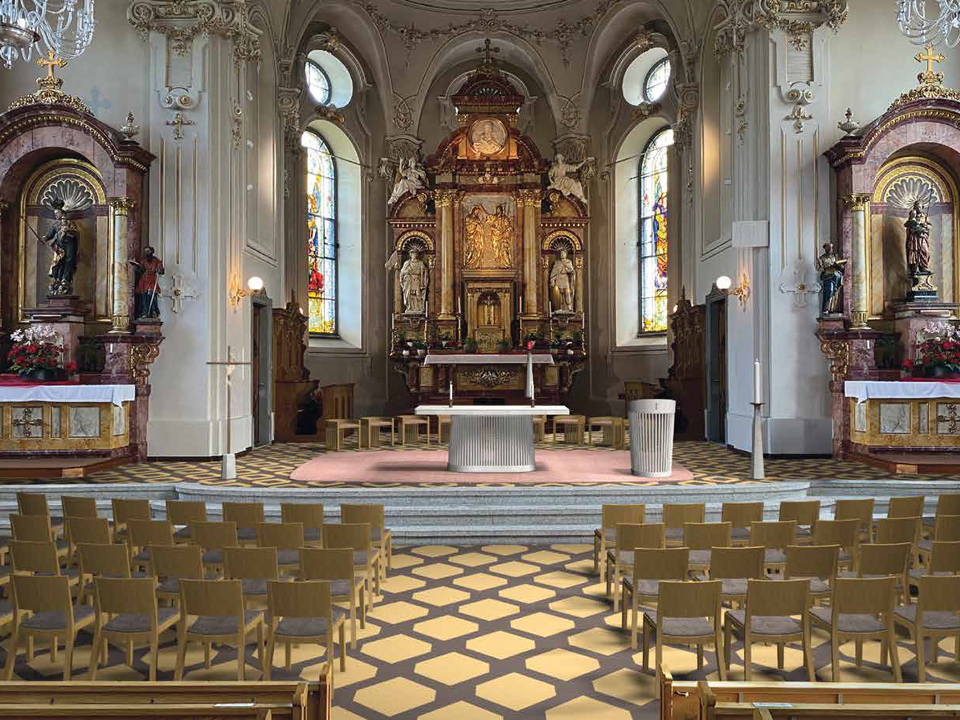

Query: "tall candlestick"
<box><xmin>753</xmin><ymin>359</ymin><xmax>762</xmax><ymax>404</ymax></box>
<box><xmin>519</xmin><ymin>293</ymin><xmax>524</xmax><ymax>316</ymax></box>
<box><xmin>449</xmin><ymin>380</ymin><xmax>453</xmax><ymax>407</ymax></box>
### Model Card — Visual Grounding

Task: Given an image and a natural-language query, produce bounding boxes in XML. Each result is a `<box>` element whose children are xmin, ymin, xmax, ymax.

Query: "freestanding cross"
<box><xmin>477</xmin><ymin>39</ymin><xmax>500</xmax><ymax>66</ymax></box>
<box><xmin>207</xmin><ymin>346</ymin><xmax>252</xmax><ymax>479</ymax></box>
<box><xmin>37</xmin><ymin>51</ymin><xmax>67</xmax><ymax>80</ymax></box>
<box><xmin>916</xmin><ymin>44</ymin><xmax>945</xmax><ymax>84</ymax></box>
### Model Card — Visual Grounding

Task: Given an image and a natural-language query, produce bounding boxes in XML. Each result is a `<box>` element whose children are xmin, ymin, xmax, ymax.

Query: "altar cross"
<box><xmin>12</xmin><ymin>407</ymin><xmax>43</xmax><ymax>438</ymax></box>
<box><xmin>916</xmin><ymin>44</ymin><xmax>945</xmax><ymax>83</ymax></box>
<box><xmin>207</xmin><ymin>346</ymin><xmax>251</xmax><ymax>477</ymax></box>
<box><xmin>37</xmin><ymin>51</ymin><xmax>67</xmax><ymax>80</ymax></box>
<box><xmin>477</xmin><ymin>39</ymin><xmax>500</xmax><ymax>66</ymax></box>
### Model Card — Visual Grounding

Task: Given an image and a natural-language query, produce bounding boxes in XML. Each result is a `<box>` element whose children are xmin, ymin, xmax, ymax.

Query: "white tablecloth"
<box><xmin>844</xmin><ymin>380</ymin><xmax>960</xmax><ymax>404</ymax></box>
<box><xmin>424</xmin><ymin>353</ymin><xmax>555</xmax><ymax>365</ymax></box>
<box><xmin>415</xmin><ymin>404</ymin><xmax>569</xmax><ymax>416</ymax></box>
<box><xmin>0</xmin><ymin>384</ymin><xmax>135</xmax><ymax>407</ymax></box>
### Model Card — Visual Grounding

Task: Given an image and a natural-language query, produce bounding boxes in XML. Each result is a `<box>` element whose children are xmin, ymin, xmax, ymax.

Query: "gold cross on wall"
<box><xmin>165</xmin><ymin>111</ymin><xmax>195</xmax><ymax>141</ymax></box>
<box><xmin>916</xmin><ymin>44</ymin><xmax>945</xmax><ymax>84</ymax></box>
<box><xmin>477</xmin><ymin>39</ymin><xmax>500</xmax><ymax>65</ymax></box>
<box><xmin>37</xmin><ymin>51</ymin><xmax>67</xmax><ymax>80</ymax></box>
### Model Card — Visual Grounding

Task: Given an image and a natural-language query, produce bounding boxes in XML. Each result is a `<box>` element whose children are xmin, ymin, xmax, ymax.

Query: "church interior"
<box><xmin>0</xmin><ymin>0</ymin><xmax>959</xmax><ymax>717</ymax></box>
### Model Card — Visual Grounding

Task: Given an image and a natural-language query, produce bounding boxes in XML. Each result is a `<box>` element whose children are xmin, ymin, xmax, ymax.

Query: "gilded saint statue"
<box><xmin>399</xmin><ymin>247</ymin><xmax>430</xmax><ymax>315</ymax></box>
<box><xmin>549</xmin><ymin>248</ymin><xmax>576</xmax><ymax>313</ymax></box>
<box><xmin>490</xmin><ymin>204</ymin><xmax>512</xmax><ymax>267</ymax></box>
<box><xmin>905</xmin><ymin>199</ymin><xmax>932</xmax><ymax>274</ymax></box>
<box><xmin>464</xmin><ymin>205</ymin><xmax>486</xmax><ymax>268</ymax></box>
<box><xmin>815</xmin><ymin>241</ymin><xmax>847</xmax><ymax>316</ymax></box>
<box><xmin>42</xmin><ymin>199</ymin><xmax>80</xmax><ymax>296</ymax></box>
<box><xmin>463</xmin><ymin>204</ymin><xmax>512</xmax><ymax>269</ymax></box>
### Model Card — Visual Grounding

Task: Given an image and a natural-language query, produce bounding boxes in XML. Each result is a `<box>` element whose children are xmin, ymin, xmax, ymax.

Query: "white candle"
<box><xmin>457</xmin><ymin>295</ymin><xmax>461</xmax><ymax>315</ymax></box>
<box><xmin>519</xmin><ymin>293</ymin><xmax>524</xmax><ymax>314</ymax></box>
<box><xmin>753</xmin><ymin>359</ymin><xmax>762</xmax><ymax>404</ymax></box>
<box><xmin>449</xmin><ymin>380</ymin><xmax>454</xmax><ymax>404</ymax></box>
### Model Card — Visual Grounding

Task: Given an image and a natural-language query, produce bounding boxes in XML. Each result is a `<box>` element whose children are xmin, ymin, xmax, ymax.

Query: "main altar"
<box><xmin>386</xmin><ymin>42</ymin><xmax>589</xmax><ymax>405</ymax></box>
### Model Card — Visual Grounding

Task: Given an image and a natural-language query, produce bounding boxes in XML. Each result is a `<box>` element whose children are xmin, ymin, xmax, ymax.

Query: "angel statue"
<box><xmin>388</xmin><ymin>157</ymin><xmax>428</xmax><ymax>207</ymax></box>
<box><xmin>548</xmin><ymin>154</ymin><xmax>589</xmax><ymax>204</ymax></box>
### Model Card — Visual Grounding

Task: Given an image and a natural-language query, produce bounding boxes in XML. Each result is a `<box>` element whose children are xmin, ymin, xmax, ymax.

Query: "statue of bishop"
<box><xmin>399</xmin><ymin>248</ymin><xmax>429</xmax><ymax>315</ymax></box>
<box><xmin>549</xmin><ymin>248</ymin><xmax>576</xmax><ymax>313</ymax></box>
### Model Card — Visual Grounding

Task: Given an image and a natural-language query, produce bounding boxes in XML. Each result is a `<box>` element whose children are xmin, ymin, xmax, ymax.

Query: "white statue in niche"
<box><xmin>548</xmin><ymin>154</ymin><xmax>588</xmax><ymax>204</ymax></box>
<box><xmin>388</xmin><ymin>157</ymin><xmax>428</xmax><ymax>207</ymax></box>
<box><xmin>549</xmin><ymin>248</ymin><xmax>576</xmax><ymax>313</ymax></box>
<box><xmin>399</xmin><ymin>247</ymin><xmax>429</xmax><ymax>315</ymax></box>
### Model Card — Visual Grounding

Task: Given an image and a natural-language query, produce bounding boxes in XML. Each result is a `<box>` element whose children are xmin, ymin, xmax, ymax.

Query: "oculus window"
<box><xmin>644</xmin><ymin>58</ymin><xmax>671</xmax><ymax>103</ymax></box>
<box><xmin>305</xmin><ymin>60</ymin><xmax>331</xmax><ymax>105</ymax></box>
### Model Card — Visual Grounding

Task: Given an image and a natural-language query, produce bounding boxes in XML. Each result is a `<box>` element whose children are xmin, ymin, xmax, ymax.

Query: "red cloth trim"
<box><xmin>0</xmin><ymin>374</ymin><xmax>79</xmax><ymax>387</ymax></box>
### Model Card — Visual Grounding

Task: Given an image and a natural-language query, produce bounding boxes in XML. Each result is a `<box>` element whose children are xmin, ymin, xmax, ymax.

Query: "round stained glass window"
<box><xmin>644</xmin><ymin>58</ymin><xmax>671</xmax><ymax>103</ymax></box>
<box><xmin>306</xmin><ymin>60</ymin><xmax>331</xmax><ymax>105</ymax></box>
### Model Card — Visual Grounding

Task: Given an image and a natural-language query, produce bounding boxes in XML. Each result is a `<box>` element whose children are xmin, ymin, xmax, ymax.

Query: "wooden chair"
<box><xmin>721</xmin><ymin>502</ymin><xmax>764</xmax><ymax>546</ymax></box>
<box><xmin>10</xmin><ymin>514</ymin><xmax>68</xmax><ymax>560</ymax></box>
<box><xmin>340</xmin><ymin>504</ymin><xmax>393</xmax><ymax>575</ymax></box>
<box><xmin>813</xmin><ymin>519</ymin><xmax>861</xmax><ymax>572</ymax></box>
<box><xmin>150</xmin><ymin>544</ymin><xmax>205</xmax><ymax>606</ymax></box>
<box><xmin>621</xmin><ymin>546</ymin><xmax>688</xmax><ymax>650</ymax></box>
<box><xmin>397</xmin><ymin>415</ymin><xmax>430</xmax><ymax>445</ymax></box>
<box><xmin>750</xmin><ymin>520</ymin><xmax>796</xmax><ymax>574</ymax></box>
<box><xmin>809</xmin><ymin>576</ymin><xmax>901</xmax><ymax>682</ymax></box>
<box><xmin>111</xmin><ymin>498</ymin><xmax>152</xmax><ymax>542</ymax></box>
<box><xmin>910</xmin><ymin>541</ymin><xmax>960</xmax><ymax>587</ymax></box>
<box><xmin>586</xmin><ymin>416</ymin><xmax>626</xmax><ymax>449</ymax></box>
<box><xmin>552</xmin><ymin>414</ymin><xmax>585</xmax><ymax>444</ymax></box>
<box><xmin>61</xmin><ymin>496</ymin><xmax>99</xmax><ymax>520</ymax></box>
<box><xmin>65</xmin><ymin>517</ymin><xmax>113</xmax><ymax>566</ymax></box>
<box><xmin>256</xmin><ymin>523</ymin><xmax>303</xmax><ymax>574</ymax></box>
<box><xmin>606</xmin><ymin>522</ymin><xmax>665</xmax><ymax>611</ymax></box>
<box><xmin>224</xmin><ymin>546</ymin><xmax>280</xmax><ymax>606</ymax></box>
<box><xmin>175</xmin><ymin>579</ymin><xmax>264</xmax><ymax>681</ymax></box>
<box><xmin>641</xmin><ymin>579</ymin><xmax>726</xmax><ymax>688</ymax></box>
<box><xmin>192</xmin><ymin>521</ymin><xmax>238</xmax><ymax>574</ymax></box>
<box><xmin>835</xmin><ymin>498</ymin><xmax>875</xmax><ymax>544</ymax></box>
<box><xmin>300</xmin><ymin>547</ymin><xmax>365</xmax><ymax>650</ymax></box>
<box><xmin>9</xmin><ymin>540</ymin><xmax>79</xmax><ymax>590</ymax></box>
<box><xmin>265</xmin><ymin>580</ymin><xmax>346</xmax><ymax>678</ymax></box>
<box><xmin>222</xmin><ymin>502</ymin><xmax>265</xmax><ymax>544</ymax></box>
<box><xmin>325</xmin><ymin>418</ymin><xmax>361</xmax><ymax>450</ymax></box>
<box><xmin>88</xmin><ymin>577</ymin><xmax>180</xmax><ymax>681</ymax></box>
<box><xmin>723</xmin><ymin>578</ymin><xmax>815</xmax><ymax>681</ymax></box>
<box><xmin>77</xmin><ymin>542</ymin><xmax>140</xmax><ymax>605</ymax></box>
<box><xmin>684</xmin><ymin>522</ymin><xmax>732</xmax><ymax>575</ymax></box>
<box><xmin>593</xmin><ymin>503</ymin><xmax>645</xmax><ymax>578</ymax></box>
<box><xmin>924</xmin><ymin>494</ymin><xmax>960</xmax><ymax>536</ymax></box>
<box><xmin>888</xmin><ymin>495</ymin><xmax>925</xmax><ymax>519</ymax></box>
<box><xmin>531</xmin><ymin>415</ymin><xmax>545</xmax><ymax>443</ymax></box>
<box><xmin>127</xmin><ymin>519</ymin><xmax>174</xmax><ymax>573</ymax></box>
<box><xmin>780</xmin><ymin>500</ymin><xmax>820</xmax><ymax>544</ymax></box>
<box><xmin>322</xmin><ymin>523</ymin><xmax>381</xmax><ymax>611</ymax></box>
<box><xmin>165</xmin><ymin>500</ymin><xmax>207</xmax><ymax>544</ymax></box>
<box><xmin>784</xmin><ymin>544</ymin><xmax>839</xmax><ymax>605</ymax></box>
<box><xmin>3</xmin><ymin>574</ymin><xmax>95</xmax><ymax>680</ymax></box>
<box><xmin>918</xmin><ymin>515</ymin><xmax>960</xmax><ymax>559</ymax></box>
<box><xmin>280</xmin><ymin>504</ymin><xmax>324</xmax><ymax>545</ymax></box>
<box><xmin>358</xmin><ymin>417</ymin><xmax>395</xmax><ymax>448</ymax></box>
<box><xmin>437</xmin><ymin>415</ymin><xmax>453</xmax><ymax>444</ymax></box>
<box><xmin>16</xmin><ymin>492</ymin><xmax>63</xmax><ymax>534</ymax></box>
<box><xmin>663</xmin><ymin>503</ymin><xmax>706</xmax><ymax>546</ymax></box>
<box><xmin>876</xmin><ymin>516</ymin><xmax>921</xmax><ymax>547</ymax></box>
<box><xmin>709</xmin><ymin>546</ymin><xmax>766</xmax><ymax>608</ymax></box>
<box><xmin>841</xmin><ymin>539</ymin><xmax>910</xmax><ymax>594</ymax></box>
<box><xmin>894</xmin><ymin>574</ymin><xmax>960</xmax><ymax>681</ymax></box>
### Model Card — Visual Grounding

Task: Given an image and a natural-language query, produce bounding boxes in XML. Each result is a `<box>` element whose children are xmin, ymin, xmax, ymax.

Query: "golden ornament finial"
<box><xmin>915</xmin><ymin>44</ymin><xmax>945</xmax><ymax>86</ymax></box>
<box><xmin>37</xmin><ymin>51</ymin><xmax>67</xmax><ymax>81</ymax></box>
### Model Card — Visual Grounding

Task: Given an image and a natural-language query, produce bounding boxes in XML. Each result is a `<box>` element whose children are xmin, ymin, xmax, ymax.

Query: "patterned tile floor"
<box><xmin>35</xmin><ymin>440</ymin><xmax>947</xmax><ymax>488</ymax></box>
<box><xmin>2</xmin><ymin>544</ymin><xmax>958</xmax><ymax>720</ymax></box>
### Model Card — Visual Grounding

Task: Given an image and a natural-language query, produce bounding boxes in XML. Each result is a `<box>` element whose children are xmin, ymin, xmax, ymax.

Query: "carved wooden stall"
<box><xmin>272</xmin><ymin>300</ymin><xmax>321</xmax><ymax>442</ymax></box>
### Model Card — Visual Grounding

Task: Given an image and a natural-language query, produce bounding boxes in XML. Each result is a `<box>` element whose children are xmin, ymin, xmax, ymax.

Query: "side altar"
<box><xmin>385</xmin><ymin>41</ymin><xmax>589</xmax><ymax>405</ymax></box>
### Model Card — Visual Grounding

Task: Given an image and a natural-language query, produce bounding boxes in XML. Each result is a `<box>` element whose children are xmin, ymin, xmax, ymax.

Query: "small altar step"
<box><xmin>0</xmin><ymin>456</ymin><xmax>131</xmax><ymax>479</ymax></box>
<box><xmin>851</xmin><ymin>451</ymin><xmax>960</xmax><ymax>476</ymax></box>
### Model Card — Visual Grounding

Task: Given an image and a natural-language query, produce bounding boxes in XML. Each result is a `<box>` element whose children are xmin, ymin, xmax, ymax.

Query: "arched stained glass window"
<box><xmin>639</xmin><ymin>127</ymin><xmax>673</xmax><ymax>334</ymax></box>
<box><xmin>303</xmin><ymin>129</ymin><xmax>338</xmax><ymax>335</ymax></box>
<box><xmin>306</xmin><ymin>60</ymin><xmax>331</xmax><ymax>105</ymax></box>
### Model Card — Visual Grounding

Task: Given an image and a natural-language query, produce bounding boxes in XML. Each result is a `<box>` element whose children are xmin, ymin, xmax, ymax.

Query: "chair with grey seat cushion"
<box><xmin>621</xmin><ymin>546</ymin><xmax>688</xmax><ymax>650</ymax></box>
<box><xmin>838</xmin><ymin>542</ymin><xmax>912</xmax><ymax>605</ymax></box>
<box><xmin>919</xmin><ymin>515</ymin><xmax>960</xmax><ymax>559</ymax></box>
<box><xmin>721</xmin><ymin>502</ymin><xmax>764</xmax><ymax>546</ymax></box>
<box><xmin>751</xmin><ymin>520</ymin><xmax>796</xmax><ymax>574</ymax></box>
<box><xmin>165</xmin><ymin>500</ymin><xmax>207</xmax><ymax>544</ymax></box>
<box><xmin>111</xmin><ymin>498</ymin><xmax>152</xmax><ymax>543</ymax></box>
<box><xmin>663</xmin><ymin>503</ymin><xmax>705</xmax><ymax>547</ymax></box>
<box><xmin>300</xmin><ymin>547</ymin><xmax>366</xmax><ymax>651</ymax></box>
<box><xmin>909</xmin><ymin>541</ymin><xmax>960</xmax><ymax>589</ymax></box>
<box><xmin>809</xmin><ymin>575</ymin><xmax>901</xmax><ymax>682</ymax></box>
<box><xmin>264</xmin><ymin>580</ymin><xmax>347</xmax><ymax>678</ymax></box>
<box><xmin>835</xmin><ymin>498</ymin><xmax>876</xmax><ymax>544</ymax></box>
<box><xmin>923</xmin><ymin>494</ymin><xmax>960</xmax><ymax>537</ymax></box>
<box><xmin>88</xmin><ymin>577</ymin><xmax>180</xmax><ymax>681</ymax></box>
<box><xmin>341</xmin><ymin>504</ymin><xmax>393</xmax><ymax>576</ymax></box>
<box><xmin>192</xmin><ymin>521</ymin><xmax>238</xmax><ymax>574</ymax></box>
<box><xmin>683</xmin><ymin>522</ymin><xmax>731</xmax><ymax>575</ymax></box>
<box><xmin>724</xmin><ymin>578</ymin><xmax>815</xmax><ymax>681</ymax></box>
<box><xmin>10</xmin><ymin>514</ymin><xmax>68</xmax><ymax>561</ymax></box>
<box><xmin>812</xmin><ymin>518</ymin><xmax>861</xmax><ymax>572</ymax></box>
<box><xmin>280</xmin><ymin>503</ymin><xmax>324</xmax><ymax>545</ymax></box>
<box><xmin>127</xmin><ymin>519</ymin><xmax>174</xmax><ymax>573</ymax></box>
<box><xmin>16</xmin><ymin>492</ymin><xmax>64</xmax><ymax>536</ymax></box>
<box><xmin>779</xmin><ymin>500</ymin><xmax>820</xmax><ymax>544</ymax></box>
<box><xmin>784</xmin><ymin>543</ymin><xmax>839</xmax><ymax>605</ymax></box>
<box><xmin>593</xmin><ymin>504</ymin><xmax>645</xmax><ymax>579</ymax></box>
<box><xmin>3</xmin><ymin>574</ymin><xmax>95</xmax><ymax>681</ymax></box>
<box><xmin>174</xmin><ymin>579</ymin><xmax>264</xmax><ymax>681</ymax></box>
<box><xmin>606</xmin><ymin>522</ymin><xmax>664</xmax><ymax>611</ymax></box>
<box><xmin>222</xmin><ymin>502</ymin><xmax>265</xmax><ymax>545</ymax></box>
<box><xmin>322</xmin><ymin>523</ymin><xmax>382</xmax><ymax>610</ymax></box>
<box><xmin>709</xmin><ymin>546</ymin><xmax>765</xmax><ymax>607</ymax></box>
<box><xmin>77</xmin><ymin>542</ymin><xmax>146</xmax><ymax>606</ymax></box>
<box><xmin>256</xmin><ymin>523</ymin><xmax>303</xmax><ymax>574</ymax></box>
<box><xmin>893</xmin><ymin>574</ymin><xmax>960</xmax><ymax>681</ymax></box>
<box><xmin>150</xmin><ymin>544</ymin><xmax>207</xmax><ymax>607</ymax></box>
<box><xmin>224</xmin><ymin>546</ymin><xmax>280</xmax><ymax>605</ymax></box>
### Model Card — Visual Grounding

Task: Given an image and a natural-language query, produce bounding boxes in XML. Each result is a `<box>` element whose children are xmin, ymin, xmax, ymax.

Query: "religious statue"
<box><xmin>130</xmin><ymin>246</ymin><xmax>165</xmax><ymax>319</ymax></box>
<box><xmin>399</xmin><ymin>247</ymin><xmax>429</xmax><ymax>315</ymax></box>
<box><xmin>815</xmin><ymin>241</ymin><xmax>847</xmax><ymax>316</ymax></box>
<box><xmin>464</xmin><ymin>205</ymin><xmax>487</xmax><ymax>268</ymax></box>
<box><xmin>905</xmin><ymin>199</ymin><xmax>932</xmax><ymax>274</ymax></box>
<box><xmin>549</xmin><ymin>248</ymin><xmax>576</xmax><ymax>313</ymax></box>
<box><xmin>387</xmin><ymin>157</ymin><xmax>428</xmax><ymax>207</ymax></box>
<box><xmin>548</xmin><ymin>154</ymin><xmax>588</xmax><ymax>204</ymax></box>
<box><xmin>490</xmin><ymin>204</ymin><xmax>513</xmax><ymax>267</ymax></box>
<box><xmin>42</xmin><ymin>200</ymin><xmax>80</xmax><ymax>296</ymax></box>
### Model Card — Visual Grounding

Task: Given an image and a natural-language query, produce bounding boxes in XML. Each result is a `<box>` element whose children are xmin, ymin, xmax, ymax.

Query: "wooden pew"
<box><xmin>0</xmin><ymin>665</ymin><xmax>332</xmax><ymax>720</ymax></box>
<box><xmin>660</xmin><ymin>664</ymin><xmax>960</xmax><ymax>720</ymax></box>
<box><xmin>715</xmin><ymin>700</ymin><xmax>960</xmax><ymax>719</ymax></box>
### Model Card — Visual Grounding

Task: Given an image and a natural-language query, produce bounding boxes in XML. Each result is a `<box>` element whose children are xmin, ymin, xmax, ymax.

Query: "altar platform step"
<box><xmin>0</xmin><ymin>455</ymin><xmax>131</xmax><ymax>479</ymax></box>
<box><xmin>851</xmin><ymin>451</ymin><xmax>960</xmax><ymax>476</ymax></box>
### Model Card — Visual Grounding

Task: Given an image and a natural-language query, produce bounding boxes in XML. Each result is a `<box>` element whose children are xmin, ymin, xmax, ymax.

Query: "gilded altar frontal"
<box><xmin>3</xmin><ymin>2</ymin><xmax>960</xmax><ymax>716</ymax></box>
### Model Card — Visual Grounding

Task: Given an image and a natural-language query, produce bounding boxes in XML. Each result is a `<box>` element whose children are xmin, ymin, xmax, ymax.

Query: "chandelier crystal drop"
<box><xmin>897</xmin><ymin>0</ymin><xmax>960</xmax><ymax>48</ymax></box>
<box><xmin>0</xmin><ymin>0</ymin><xmax>95</xmax><ymax>70</ymax></box>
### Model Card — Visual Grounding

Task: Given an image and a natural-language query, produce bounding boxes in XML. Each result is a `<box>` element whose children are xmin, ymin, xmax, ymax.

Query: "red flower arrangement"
<box><xmin>904</xmin><ymin>326</ymin><xmax>960</xmax><ymax>379</ymax></box>
<box><xmin>6</xmin><ymin>326</ymin><xmax>72</xmax><ymax>379</ymax></box>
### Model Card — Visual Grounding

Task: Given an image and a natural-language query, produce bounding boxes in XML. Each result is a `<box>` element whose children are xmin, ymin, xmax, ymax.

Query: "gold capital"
<box><xmin>109</xmin><ymin>197</ymin><xmax>136</xmax><ymax>215</ymax></box>
<box><xmin>843</xmin><ymin>193</ymin><xmax>871</xmax><ymax>212</ymax></box>
<box><xmin>516</xmin><ymin>188</ymin><xmax>541</xmax><ymax>207</ymax></box>
<box><xmin>434</xmin><ymin>189</ymin><xmax>460</xmax><ymax>208</ymax></box>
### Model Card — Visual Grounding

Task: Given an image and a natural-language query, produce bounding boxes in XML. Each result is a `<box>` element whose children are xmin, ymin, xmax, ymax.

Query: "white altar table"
<box><xmin>844</xmin><ymin>380</ymin><xmax>960</xmax><ymax>403</ymax></box>
<box><xmin>0</xmin><ymin>384</ymin><xmax>135</xmax><ymax>407</ymax></box>
<box><xmin>423</xmin><ymin>353</ymin><xmax>555</xmax><ymax>365</ymax></box>
<box><xmin>843</xmin><ymin>381</ymin><xmax>960</xmax><ymax>451</ymax></box>
<box><xmin>415</xmin><ymin>404</ymin><xmax>569</xmax><ymax>472</ymax></box>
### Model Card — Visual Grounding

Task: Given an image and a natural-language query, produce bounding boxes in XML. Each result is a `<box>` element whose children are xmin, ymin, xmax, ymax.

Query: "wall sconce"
<box><xmin>716</xmin><ymin>274</ymin><xmax>750</xmax><ymax>308</ymax></box>
<box><xmin>229</xmin><ymin>275</ymin><xmax>265</xmax><ymax>306</ymax></box>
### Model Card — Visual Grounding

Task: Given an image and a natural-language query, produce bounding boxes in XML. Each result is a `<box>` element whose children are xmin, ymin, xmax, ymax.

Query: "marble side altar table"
<box><xmin>415</xmin><ymin>404</ymin><xmax>569</xmax><ymax>472</ymax></box>
<box><xmin>844</xmin><ymin>380</ymin><xmax>960</xmax><ymax>451</ymax></box>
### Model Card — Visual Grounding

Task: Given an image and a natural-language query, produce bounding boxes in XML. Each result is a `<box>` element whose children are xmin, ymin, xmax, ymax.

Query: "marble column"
<box><xmin>436</xmin><ymin>190</ymin><xmax>457</xmax><ymax>319</ymax></box>
<box><xmin>518</xmin><ymin>189</ymin><xmax>540</xmax><ymax>315</ymax></box>
<box><xmin>109</xmin><ymin>198</ymin><xmax>136</xmax><ymax>333</ymax></box>
<box><xmin>845</xmin><ymin>193</ymin><xmax>871</xmax><ymax>329</ymax></box>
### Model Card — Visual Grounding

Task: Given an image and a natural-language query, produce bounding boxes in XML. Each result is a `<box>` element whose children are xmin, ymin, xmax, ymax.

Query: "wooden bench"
<box><xmin>660</xmin><ymin>664</ymin><xmax>960</xmax><ymax>720</ymax></box>
<box><xmin>0</xmin><ymin>666</ymin><xmax>332</xmax><ymax>720</ymax></box>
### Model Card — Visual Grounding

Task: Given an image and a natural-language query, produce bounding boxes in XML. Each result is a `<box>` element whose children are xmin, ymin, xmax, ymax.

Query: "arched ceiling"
<box><xmin>386</xmin><ymin>0</ymin><xmax>579</xmax><ymax>14</ymax></box>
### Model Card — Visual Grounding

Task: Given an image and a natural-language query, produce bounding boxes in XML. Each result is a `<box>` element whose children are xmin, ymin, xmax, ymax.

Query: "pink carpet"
<box><xmin>289</xmin><ymin>448</ymin><xmax>693</xmax><ymax>485</ymax></box>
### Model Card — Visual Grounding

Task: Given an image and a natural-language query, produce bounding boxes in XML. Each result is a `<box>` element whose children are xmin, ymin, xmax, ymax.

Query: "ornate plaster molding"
<box><xmin>714</xmin><ymin>0</ymin><xmax>847</xmax><ymax>57</ymax></box>
<box><xmin>278</xmin><ymin>85</ymin><xmax>301</xmax><ymax>153</ymax></box>
<box><xmin>127</xmin><ymin>0</ymin><xmax>261</xmax><ymax>66</ymax></box>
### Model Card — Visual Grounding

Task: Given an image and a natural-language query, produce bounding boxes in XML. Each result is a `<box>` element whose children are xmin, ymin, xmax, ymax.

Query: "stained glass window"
<box><xmin>639</xmin><ymin>127</ymin><xmax>673</xmax><ymax>334</ymax></box>
<box><xmin>306</xmin><ymin>60</ymin><xmax>331</xmax><ymax>105</ymax></box>
<box><xmin>303</xmin><ymin>130</ymin><xmax>338</xmax><ymax>335</ymax></box>
<box><xmin>644</xmin><ymin>58</ymin><xmax>671</xmax><ymax>103</ymax></box>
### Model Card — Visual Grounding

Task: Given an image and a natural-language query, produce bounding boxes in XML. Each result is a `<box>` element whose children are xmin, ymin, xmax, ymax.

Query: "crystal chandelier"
<box><xmin>0</xmin><ymin>0</ymin><xmax>96</xmax><ymax>70</ymax></box>
<box><xmin>897</xmin><ymin>0</ymin><xmax>960</xmax><ymax>48</ymax></box>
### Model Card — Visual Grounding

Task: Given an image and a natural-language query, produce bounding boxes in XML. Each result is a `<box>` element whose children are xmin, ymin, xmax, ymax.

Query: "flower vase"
<box><xmin>927</xmin><ymin>365</ymin><xmax>960</xmax><ymax>380</ymax></box>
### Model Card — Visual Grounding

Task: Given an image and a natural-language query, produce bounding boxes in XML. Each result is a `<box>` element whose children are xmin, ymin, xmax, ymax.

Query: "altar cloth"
<box><xmin>424</xmin><ymin>353</ymin><xmax>554</xmax><ymax>365</ymax></box>
<box><xmin>844</xmin><ymin>380</ymin><xmax>960</xmax><ymax>404</ymax></box>
<box><xmin>0</xmin><ymin>383</ymin><xmax>135</xmax><ymax>407</ymax></box>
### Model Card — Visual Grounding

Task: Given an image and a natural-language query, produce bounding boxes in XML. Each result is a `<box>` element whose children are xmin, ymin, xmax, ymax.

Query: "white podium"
<box><xmin>415</xmin><ymin>404</ymin><xmax>569</xmax><ymax>472</ymax></box>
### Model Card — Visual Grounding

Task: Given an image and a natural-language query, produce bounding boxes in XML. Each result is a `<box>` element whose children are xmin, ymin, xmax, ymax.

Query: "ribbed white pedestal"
<box><xmin>415</xmin><ymin>405</ymin><xmax>569</xmax><ymax>474</ymax></box>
